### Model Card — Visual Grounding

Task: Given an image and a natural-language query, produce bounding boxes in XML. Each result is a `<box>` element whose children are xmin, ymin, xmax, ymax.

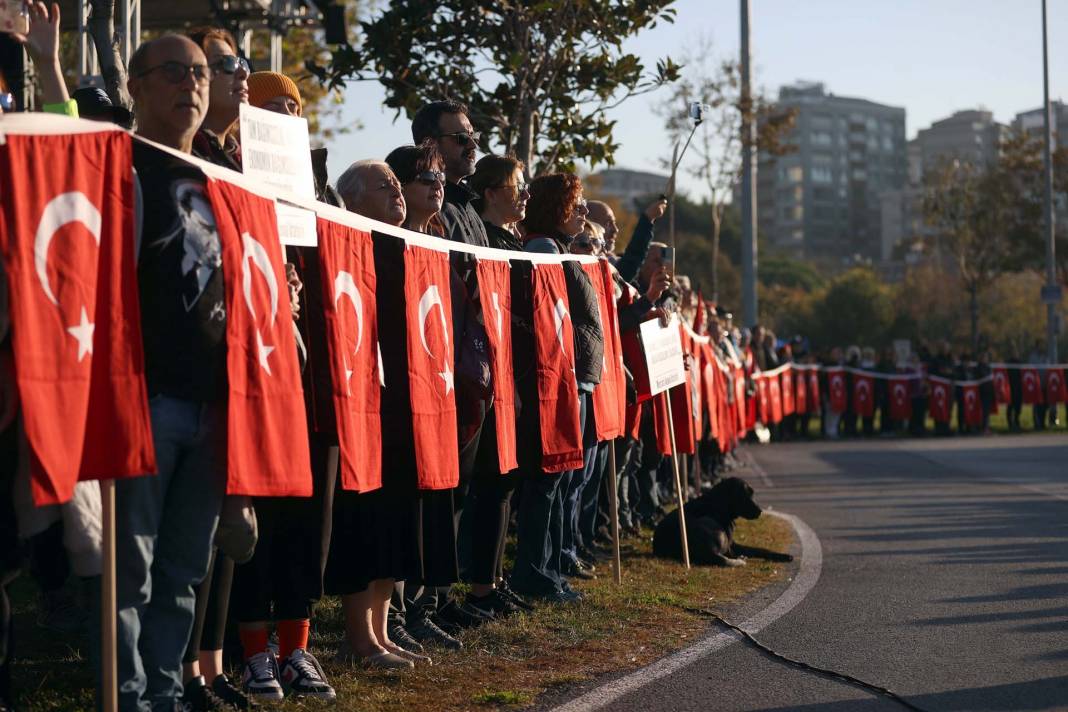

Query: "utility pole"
<box><xmin>1040</xmin><ymin>0</ymin><xmax>1060</xmax><ymax>364</ymax></box>
<box><xmin>740</xmin><ymin>0</ymin><xmax>758</xmax><ymax>326</ymax></box>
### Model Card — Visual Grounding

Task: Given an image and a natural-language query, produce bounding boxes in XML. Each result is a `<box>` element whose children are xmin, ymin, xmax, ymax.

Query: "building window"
<box><xmin>787</xmin><ymin>165</ymin><xmax>803</xmax><ymax>183</ymax></box>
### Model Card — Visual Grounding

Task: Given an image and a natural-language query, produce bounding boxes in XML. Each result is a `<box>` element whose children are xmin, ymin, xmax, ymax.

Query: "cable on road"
<box><xmin>687</xmin><ymin>607</ymin><xmax>933</xmax><ymax>712</ymax></box>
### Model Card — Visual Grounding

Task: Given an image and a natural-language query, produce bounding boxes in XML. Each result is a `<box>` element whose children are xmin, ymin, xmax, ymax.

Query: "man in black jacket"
<box><xmin>411</xmin><ymin>100</ymin><xmax>488</xmax><ymax>248</ymax></box>
<box><xmin>588</xmin><ymin>198</ymin><xmax>667</xmax><ymax>284</ymax></box>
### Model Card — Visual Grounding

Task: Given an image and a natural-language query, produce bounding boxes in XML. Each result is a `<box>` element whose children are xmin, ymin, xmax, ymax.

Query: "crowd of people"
<box><xmin>0</xmin><ymin>6</ymin><xmax>1063</xmax><ymax>712</ymax></box>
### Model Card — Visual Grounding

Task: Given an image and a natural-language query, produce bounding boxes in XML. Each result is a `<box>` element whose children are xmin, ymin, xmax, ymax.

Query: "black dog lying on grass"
<box><xmin>652</xmin><ymin>477</ymin><xmax>794</xmax><ymax>567</ymax></box>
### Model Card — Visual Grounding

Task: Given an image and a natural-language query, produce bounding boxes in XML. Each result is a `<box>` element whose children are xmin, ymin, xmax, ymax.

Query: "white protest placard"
<box><xmin>640</xmin><ymin>313</ymin><xmax>687</xmax><ymax>395</ymax></box>
<box><xmin>893</xmin><ymin>339</ymin><xmax>912</xmax><ymax>368</ymax></box>
<box><xmin>239</xmin><ymin>103</ymin><xmax>318</xmax><ymax>246</ymax></box>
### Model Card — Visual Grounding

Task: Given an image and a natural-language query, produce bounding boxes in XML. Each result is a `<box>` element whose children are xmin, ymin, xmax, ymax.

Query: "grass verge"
<box><xmin>12</xmin><ymin>514</ymin><xmax>794</xmax><ymax>711</ymax></box>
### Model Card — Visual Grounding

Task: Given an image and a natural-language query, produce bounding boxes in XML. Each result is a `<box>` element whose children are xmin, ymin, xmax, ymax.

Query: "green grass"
<box><xmin>11</xmin><ymin>516</ymin><xmax>795</xmax><ymax>712</ymax></box>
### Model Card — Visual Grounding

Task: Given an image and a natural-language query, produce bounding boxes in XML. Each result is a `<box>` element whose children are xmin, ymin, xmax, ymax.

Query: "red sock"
<box><xmin>277</xmin><ymin>618</ymin><xmax>310</xmax><ymax>660</ymax></box>
<box><xmin>239</xmin><ymin>627</ymin><xmax>269</xmax><ymax>661</ymax></box>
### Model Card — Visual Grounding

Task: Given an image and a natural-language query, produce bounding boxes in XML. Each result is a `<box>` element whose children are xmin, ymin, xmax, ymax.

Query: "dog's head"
<box><xmin>718</xmin><ymin>477</ymin><xmax>763</xmax><ymax>521</ymax></box>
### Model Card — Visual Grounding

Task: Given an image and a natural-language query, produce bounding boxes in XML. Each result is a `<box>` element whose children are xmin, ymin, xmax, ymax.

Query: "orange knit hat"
<box><xmin>247</xmin><ymin>72</ymin><xmax>303</xmax><ymax>114</ymax></box>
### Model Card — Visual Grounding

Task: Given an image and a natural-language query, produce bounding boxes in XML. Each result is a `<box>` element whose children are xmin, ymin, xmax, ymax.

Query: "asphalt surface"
<box><xmin>550</xmin><ymin>432</ymin><xmax>1068</xmax><ymax>712</ymax></box>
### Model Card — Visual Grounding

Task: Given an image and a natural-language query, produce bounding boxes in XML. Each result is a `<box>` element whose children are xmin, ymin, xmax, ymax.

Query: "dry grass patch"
<box><xmin>13</xmin><ymin>514</ymin><xmax>793</xmax><ymax>711</ymax></box>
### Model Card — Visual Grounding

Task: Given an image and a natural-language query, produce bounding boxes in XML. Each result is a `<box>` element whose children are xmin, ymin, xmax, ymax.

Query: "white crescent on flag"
<box><xmin>491</xmin><ymin>291</ymin><xmax>504</xmax><ymax>341</ymax></box>
<box><xmin>34</xmin><ymin>191</ymin><xmax>102</xmax><ymax>362</ymax></box>
<box><xmin>553</xmin><ymin>298</ymin><xmax>569</xmax><ymax>353</ymax></box>
<box><xmin>333</xmin><ymin>270</ymin><xmax>364</xmax><ymax>355</ymax></box>
<box><xmin>857</xmin><ymin>379</ymin><xmax>870</xmax><ymax>402</ymax></box>
<box><xmin>241</xmin><ymin>232</ymin><xmax>279</xmax><ymax>374</ymax></box>
<box><xmin>893</xmin><ymin>382</ymin><xmax>907</xmax><ymax>405</ymax></box>
<box><xmin>417</xmin><ymin>285</ymin><xmax>452</xmax><ymax>394</ymax></box>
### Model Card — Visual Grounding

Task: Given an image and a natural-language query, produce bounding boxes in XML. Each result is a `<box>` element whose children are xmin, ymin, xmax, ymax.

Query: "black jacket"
<box><xmin>441</xmin><ymin>181</ymin><xmax>489</xmax><ymax>248</ymax></box>
<box><xmin>612</xmin><ymin>214</ymin><xmax>656</xmax><ymax>283</ymax></box>
<box><xmin>562</xmin><ymin>260</ymin><xmax>604</xmax><ymax>388</ymax></box>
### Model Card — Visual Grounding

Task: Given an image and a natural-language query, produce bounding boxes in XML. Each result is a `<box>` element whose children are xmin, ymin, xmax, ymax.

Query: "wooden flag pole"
<box><xmin>101</xmin><ymin>479</ymin><xmax>118</xmax><ymax>712</ymax></box>
<box><xmin>607</xmin><ymin>442</ymin><xmax>622</xmax><ymax>584</ymax></box>
<box><xmin>662</xmin><ymin>392</ymin><xmax>691</xmax><ymax>569</ymax></box>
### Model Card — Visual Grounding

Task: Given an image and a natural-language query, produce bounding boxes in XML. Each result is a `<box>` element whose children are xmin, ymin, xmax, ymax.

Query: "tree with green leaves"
<box><xmin>307</xmin><ymin>0</ymin><xmax>681</xmax><ymax>173</ymax></box>
<box><xmin>656</xmin><ymin>38</ymin><xmax>795</xmax><ymax>301</ymax></box>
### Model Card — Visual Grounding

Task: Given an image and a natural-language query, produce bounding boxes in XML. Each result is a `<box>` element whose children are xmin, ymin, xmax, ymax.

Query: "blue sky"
<box><xmin>323</xmin><ymin>0</ymin><xmax>1066</xmax><ymax>200</ymax></box>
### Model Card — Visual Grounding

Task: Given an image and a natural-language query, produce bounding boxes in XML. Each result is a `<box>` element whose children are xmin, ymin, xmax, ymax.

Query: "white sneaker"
<box><xmin>241</xmin><ymin>650</ymin><xmax>284</xmax><ymax>702</ymax></box>
<box><xmin>279</xmin><ymin>648</ymin><xmax>337</xmax><ymax>700</ymax></box>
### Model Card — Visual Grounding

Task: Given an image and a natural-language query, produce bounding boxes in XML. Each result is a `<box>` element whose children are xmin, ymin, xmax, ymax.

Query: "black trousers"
<box><xmin>232</xmin><ymin>434</ymin><xmax>338</xmax><ymax>623</ymax></box>
<box><xmin>465</xmin><ymin>413</ymin><xmax>520</xmax><ymax>586</ymax></box>
<box><xmin>0</xmin><ymin>421</ymin><xmax>20</xmax><ymax>708</ymax></box>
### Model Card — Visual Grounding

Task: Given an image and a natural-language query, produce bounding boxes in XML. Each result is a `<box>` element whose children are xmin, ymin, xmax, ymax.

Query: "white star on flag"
<box><xmin>66</xmin><ymin>306</ymin><xmax>95</xmax><ymax>362</ymax></box>
<box><xmin>256</xmin><ymin>331</ymin><xmax>274</xmax><ymax>375</ymax></box>
<box><xmin>439</xmin><ymin>363</ymin><xmax>454</xmax><ymax>395</ymax></box>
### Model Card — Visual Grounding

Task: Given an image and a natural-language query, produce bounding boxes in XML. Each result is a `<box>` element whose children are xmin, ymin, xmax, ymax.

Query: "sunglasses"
<box><xmin>137</xmin><ymin>61</ymin><xmax>212</xmax><ymax>84</ymax></box>
<box><xmin>412</xmin><ymin>170</ymin><xmax>445</xmax><ymax>186</ymax></box>
<box><xmin>0</xmin><ymin>93</ymin><xmax>14</xmax><ymax>112</ymax></box>
<box><xmin>439</xmin><ymin>131</ymin><xmax>481</xmax><ymax>148</ymax></box>
<box><xmin>574</xmin><ymin>235</ymin><xmax>604</xmax><ymax>249</ymax></box>
<box><xmin>209</xmin><ymin>55</ymin><xmax>250</xmax><ymax>75</ymax></box>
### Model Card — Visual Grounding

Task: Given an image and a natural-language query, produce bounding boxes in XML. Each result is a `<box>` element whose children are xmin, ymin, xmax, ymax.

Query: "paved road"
<box><xmin>550</xmin><ymin>433</ymin><xmax>1068</xmax><ymax>712</ymax></box>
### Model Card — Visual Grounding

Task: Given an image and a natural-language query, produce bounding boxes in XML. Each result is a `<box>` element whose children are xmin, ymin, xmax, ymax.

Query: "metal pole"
<box><xmin>668</xmin><ymin>143</ymin><xmax>678</xmax><ymax>248</ymax></box>
<box><xmin>607</xmin><ymin>443</ymin><xmax>622</xmax><ymax>584</ymax></box>
<box><xmin>663</xmin><ymin>392</ymin><xmax>691</xmax><ymax>569</ymax></box>
<box><xmin>1040</xmin><ymin>0</ymin><xmax>1059</xmax><ymax>365</ymax></box>
<box><xmin>101</xmin><ymin>480</ymin><xmax>118</xmax><ymax>712</ymax></box>
<box><xmin>740</xmin><ymin>0</ymin><xmax>758</xmax><ymax>327</ymax></box>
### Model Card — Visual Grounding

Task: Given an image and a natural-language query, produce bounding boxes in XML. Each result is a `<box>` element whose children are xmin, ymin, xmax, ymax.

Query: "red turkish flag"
<box><xmin>734</xmin><ymin>365</ymin><xmax>747</xmax><ymax>436</ymax></box>
<box><xmin>618</xmin><ymin>284</ymin><xmax>652</xmax><ymax>404</ymax></box>
<box><xmin>584</xmin><ymin>260</ymin><xmax>625</xmax><ymax>441</ymax></box>
<box><xmin>929</xmin><ymin>378</ymin><xmax>952</xmax><ymax>423</ymax></box>
<box><xmin>961</xmin><ymin>383</ymin><xmax>982</xmax><ymax>427</ymax></box>
<box><xmin>888</xmin><ymin>377</ymin><xmax>912</xmax><ymax>421</ymax></box>
<box><xmin>852</xmin><ymin>372</ymin><xmax>875</xmax><ymax>417</ymax></box>
<box><xmin>207</xmin><ymin>179</ymin><xmax>311</xmax><ymax>496</ymax></box>
<box><xmin>827</xmin><ymin>368</ymin><xmax>847</xmax><ymax>413</ymax></box>
<box><xmin>1047</xmin><ymin>368</ymin><xmax>1067</xmax><ymax>404</ymax></box>
<box><xmin>316</xmin><ymin>218</ymin><xmax>382</xmax><ymax>492</ymax></box>
<box><xmin>701</xmin><ymin>344</ymin><xmax>719</xmax><ymax>444</ymax></box>
<box><xmin>476</xmin><ymin>258</ymin><xmax>517</xmax><ymax>473</ymax></box>
<box><xmin>756</xmin><ymin>374</ymin><xmax>770</xmax><ymax>423</ymax></box>
<box><xmin>767</xmin><ymin>373</ymin><xmax>783</xmax><ymax>424</ymax></box>
<box><xmin>993</xmin><ymin>367</ymin><xmax>1011</xmax><ymax>405</ymax></box>
<box><xmin>1022</xmin><ymin>368</ymin><xmax>1044</xmax><ymax>405</ymax></box>
<box><xmin>808</xmin><ymin>369</ymin><xmax>821</xmax><ymax>414</ymax></box>
<box><xmin>780</xmin><ymin>366</ymin><xmax>795</xmax><ymax>416</ymax></box>
<box><xmin>531</xmin><ymin>263</ymin><xmax>583</xmax><ymax>472</ymax></box>
<box><xmin>0</xmin><ymin>130</ymin><xmax>155</xmax><ymax>505</ymax></box>
<box><xmin>688</xmin><ymin>340</ymin><xmax>704</xmax><ymax>441</ymax></box>
<box><xmin>403</xmin><ymin>244</ymin><xmax>460</xmax><ymax>489</ymax></box>
<box><xmin>794</xmin><ymin>368</ymin><xmax>808</xmax><ymax>414</ymax></box>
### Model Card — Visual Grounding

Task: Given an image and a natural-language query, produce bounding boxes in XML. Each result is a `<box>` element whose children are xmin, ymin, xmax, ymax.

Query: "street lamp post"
<box><xmin>1040</xmin><ymin>0</ymin><xmax>1060</xmax><ymax>363</ymax></box>
<box><xmin>740</xmin><ymin>0</ymin><xmax>758</xmax><ymax>327</ymax></box>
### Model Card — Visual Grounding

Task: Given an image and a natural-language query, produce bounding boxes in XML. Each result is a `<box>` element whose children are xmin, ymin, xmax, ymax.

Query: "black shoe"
<box><xmin>408</xmin><ymin>615</ymin><xmax>463</xmax><ymax>650</ymax></box>
<box><xmin>388</xmin><ymin>622</ymin><xmax>425</xmax><ymax>653</ymax></box>
<box><xmin>526</xmin><ymin>588</ymin><xmax>582</xmax><ymax>604</ymax></box>
<box><xmin>496</xmin><ymin>582</ymin><xmax>535</xmax><ymax>612</ymax></box>
<box><xmin>467</xmin><ymin>591</ymin><xmax>521</xmax><ymax>618</ymax></box>
<box><xmin>181</xmin><ymin>675</ymin><xmax>234</xmax><ymax>711</ymax></box>
<box><xmin>436</xmin><ymin>600</ymin><xmax>493</xmax><ymax>630</ymax></box>
<box><xmin>210</xmin><ymin>675</ymin><xmax>249</xmax><ymax>710</ymax></box>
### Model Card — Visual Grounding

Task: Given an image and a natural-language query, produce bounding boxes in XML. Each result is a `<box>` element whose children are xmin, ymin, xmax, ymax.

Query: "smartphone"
<box><xmin>0</xmin><ymin>5</ymin><xmax>29</xmax><ymax>35</ymax></box>
<box><xmin>661</xmin><ymin>246</ymin><xmax>675</xmax><ymax>268</ymax></box>
<box><xmin>689</xmin><ymin>102</ymin><xmax>705</xmax><ymax>122</ymax></box>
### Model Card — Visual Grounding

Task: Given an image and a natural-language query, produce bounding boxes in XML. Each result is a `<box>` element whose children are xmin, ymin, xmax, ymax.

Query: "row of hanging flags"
<box><xmin>4</xmin><ymin>117</ymin><xmax>1063</xmax><ymax>507</ymax></box>
<box><xmin>749</xmin><ymin>361</ymin><xmax>1068</xmax><ymax>430</ymax></box>
<box><xmin>0</xmin><ymin>115</ymin><xmax>746</xmax><ymax>507</ymax></box>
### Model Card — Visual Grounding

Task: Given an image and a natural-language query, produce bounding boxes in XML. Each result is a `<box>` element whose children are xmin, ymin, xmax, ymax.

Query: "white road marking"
<box><xmin>550</xmin><ymin>511</ymin><xmax>822</xmax><ymax>712</ymax></box>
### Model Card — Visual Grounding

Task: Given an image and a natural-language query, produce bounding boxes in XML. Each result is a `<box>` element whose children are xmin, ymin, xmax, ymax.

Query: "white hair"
<box><xmin>336</xmin><ymin>159</ymin><xmax>390</xmax><ymax>210</ymax></box>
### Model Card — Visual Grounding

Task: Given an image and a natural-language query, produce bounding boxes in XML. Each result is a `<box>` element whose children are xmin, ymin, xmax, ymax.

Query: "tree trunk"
<box><xmin>968</xmin><ymin>282</ymin><xmax>980</xmax><ymax>355</ymax></box>
<box><xmin>710</xmin><ymin>206</ymin><xmax>722</xmax><ymax>303</ymax></box>
<box><xmin>516</xmin><ymin>108</ymin><xmax>536</xmax><ymax>177</ymax></box>
<box><xmin>88</xmin><ymin>0</ymin><xmax>132</xmax><ymax>110</ymax></box>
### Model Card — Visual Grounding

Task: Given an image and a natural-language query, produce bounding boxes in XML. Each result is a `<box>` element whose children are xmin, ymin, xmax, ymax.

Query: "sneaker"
<box><xmin>37</xmin><ymin>589</ymin><xmax>86</xmax><ymax>634</ymax></box>
<box><xmin>407</xmin><ymin>615</ymin><xmax>463</xmax><ymax>650</ymax></box>
<box><xmin>210</xmin><ymin>675</ymin><xmax>249</xmax><ymax>710</ymax></box>
<box><xmin>241</xmin><ymin>650</ymin><xmax>284</xmax><ymax>703</ymax></box>
<box><xmin>387</xmin><ymin>622</ymin><xmax>426</xmax><ymax>653</ymax></box>
<box><xmin>496</xmin><ymin>582</ymin><xmax>535</xmax><ymax>612</ymax></box>
<box><xmin>467</xmin><ymin>591</ymin><xmax>521</xmax><ymax>618</ymax></box>
<box><xmin>279</xmin><ymin>649</ymin><xmax>336</xmax><ymax>700</ymax></box>
<box><xmin>180</xmin><ymin>675</ymin><xmax>233</xmax><ymax>711</ymax></box>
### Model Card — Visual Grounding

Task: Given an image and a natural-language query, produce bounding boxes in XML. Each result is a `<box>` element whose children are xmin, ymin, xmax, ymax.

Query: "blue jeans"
<box><xmin>577</xmin><ymin>442</ymin><xmax>606</xmax><ymax>549</ymax></box>
<box><xmin>116</xmin><ymin>396</ymin><xmax>226</xmax><ymax>712</ymax></box>
<box><xmin>510</xmin><ymin>469</ymin><xmax>565</xmax><ymax>595</ymax></box>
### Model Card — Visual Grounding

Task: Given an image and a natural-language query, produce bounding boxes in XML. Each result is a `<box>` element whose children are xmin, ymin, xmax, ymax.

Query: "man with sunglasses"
<box><xmin>118</xmin><ymin>35</ymin><xmax>232</xmax><ymax>712</ymax></box>
<box><xmin>411</xmin><ymin>100</ymin><xmax>490</xmax><ymax>249</ymax></box>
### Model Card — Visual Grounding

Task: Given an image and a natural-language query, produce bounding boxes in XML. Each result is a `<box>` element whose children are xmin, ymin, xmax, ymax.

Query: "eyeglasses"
<box><xmin>0</xmin><ymin>93</ymin><xmax>14</xmax><ymax>112</ymax></box>
<box><xmin>497</xmin><ymin>182</ymin><xmax>528</xmax><ymax>195</ymax></box>
<box><xmin>412</xmin><ymin>170</ymin><xmax>445</xmax><ymax>186</ymax></box>
<box><xmin>136</xmin><ymin>61</ymin><xmax>212</xmax><ymax>84</ymax></box>
<box><xmin>209</xmin><ymin>55</ymin><xmax>250</xmax><ymax>75</ymax></box>
<box><xmin>574</xmin><ymin>235</ymin><xmax>605</xmax><ymax>251</ymax></box>
<box><xmin>573</xmin><ymin>199</ymin><xmax>589</xmax><ymax>215</ymax></box>
<box><xmin>438</xmin><ymin>131</ymin><xmax>481</xmax><ymax>148</ymax></box>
